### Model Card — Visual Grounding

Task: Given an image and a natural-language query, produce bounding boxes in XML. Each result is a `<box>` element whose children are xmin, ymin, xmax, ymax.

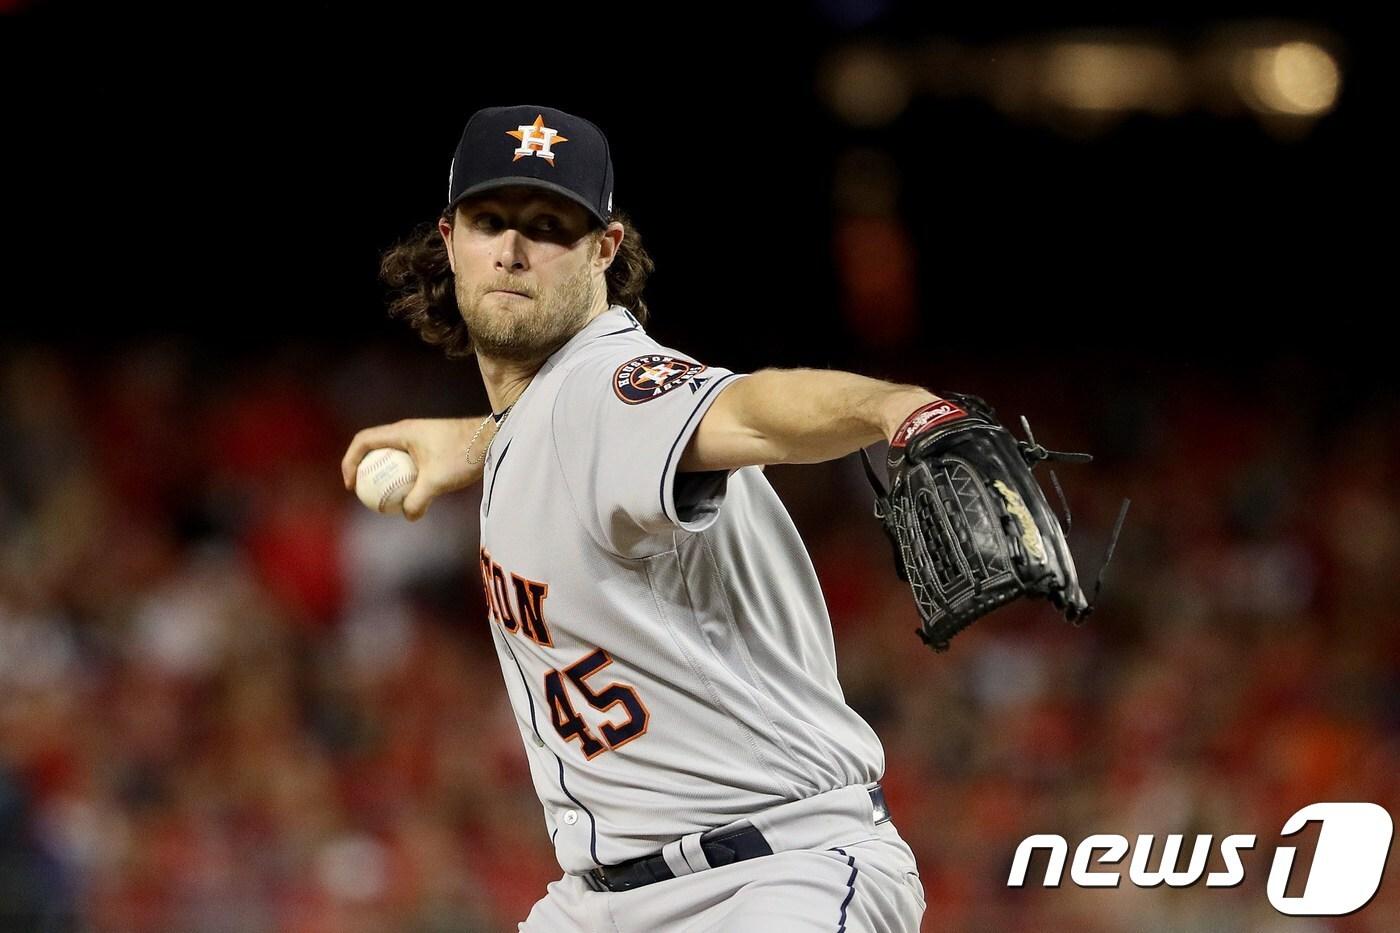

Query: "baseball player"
<box><xmin>342</xmin><ymin>105</ymin><xmax>939</xmax><ymax>931</ymax></box>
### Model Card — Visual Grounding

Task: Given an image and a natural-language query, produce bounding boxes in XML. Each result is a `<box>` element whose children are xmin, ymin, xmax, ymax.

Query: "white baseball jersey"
<box><xmin>478</xmin><ymin>303</ymin><xmax>885</xmax><ymax>875</ymax></box>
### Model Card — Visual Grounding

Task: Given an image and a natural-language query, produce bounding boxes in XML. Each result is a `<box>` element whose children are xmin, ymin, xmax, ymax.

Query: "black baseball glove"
<box><xmin>860</xmin><ymin>393</ymin><xmax>1128</xmax><ymax>652</ymax></box>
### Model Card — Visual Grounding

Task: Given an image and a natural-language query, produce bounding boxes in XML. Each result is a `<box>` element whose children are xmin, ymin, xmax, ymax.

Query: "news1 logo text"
<box><xmin>1008</xmin><ymin>802</ymin><xmax>1393</xmax><ymax>916</ymax></box>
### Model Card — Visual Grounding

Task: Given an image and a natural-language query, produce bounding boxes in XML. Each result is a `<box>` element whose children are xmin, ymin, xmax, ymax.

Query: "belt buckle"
<box><xmin>870</xmin><ymin>784</ymin><xmax>891</xmax><ymax>824</ymax></box>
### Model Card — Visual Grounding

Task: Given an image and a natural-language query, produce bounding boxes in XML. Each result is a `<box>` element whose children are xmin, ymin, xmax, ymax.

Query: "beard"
<box><xmin>456</xmin><ymin>261</ymin><xmax>598</xmax><ymax>366</ymax></box>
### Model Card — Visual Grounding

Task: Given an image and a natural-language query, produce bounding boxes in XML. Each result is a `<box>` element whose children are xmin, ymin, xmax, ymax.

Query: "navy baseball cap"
<box><xmin>446</xmin><ymin>105</ymin><xmax>614</xmax><ymax>226</ymax></box>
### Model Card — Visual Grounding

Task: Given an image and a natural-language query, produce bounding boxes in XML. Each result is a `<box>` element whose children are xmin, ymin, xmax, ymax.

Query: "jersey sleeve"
<box><xmin>551</xmin><ymin>347</ymin><xmax>750</xmax><ymax>557</ymax></box>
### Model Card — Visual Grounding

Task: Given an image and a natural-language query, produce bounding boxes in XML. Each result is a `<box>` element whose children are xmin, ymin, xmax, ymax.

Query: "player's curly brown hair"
<box><xmin>379</xmin><ymin>206</ymin><xmax>654</xmax><ymax>360</ymax></box>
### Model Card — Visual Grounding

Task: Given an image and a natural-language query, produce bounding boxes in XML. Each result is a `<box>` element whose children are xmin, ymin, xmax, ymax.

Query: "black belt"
<box><xmin>585</xmin><ymin>785</ymin><xmax>890</xmax><ymax>894</ymax></box>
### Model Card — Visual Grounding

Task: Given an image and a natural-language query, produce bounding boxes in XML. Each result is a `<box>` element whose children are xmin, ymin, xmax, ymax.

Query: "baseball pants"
<box><xmin>519</xmin><ymin>785</ymin><xmax>926</xmax><ymax>932</ymax></box>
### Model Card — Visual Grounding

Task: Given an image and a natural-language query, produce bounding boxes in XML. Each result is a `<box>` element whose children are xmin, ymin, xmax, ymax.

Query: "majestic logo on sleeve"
<box><xmin>508</xmin><ymin>114</ymin><xmax>568</xmax><ymax>165</ymax></box>
<box><xmin>613</xmin><ymin>354</ymin><xmax>708</xmax><ymax>404</ymax></box>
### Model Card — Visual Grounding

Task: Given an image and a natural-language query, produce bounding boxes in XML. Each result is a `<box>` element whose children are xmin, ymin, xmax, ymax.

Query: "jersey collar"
<box><xmin>547</xmin><ymin>304</ymin><xmax>642</xmax><ymax>367</ymax></box>
<box><xmin>490</xmin><ymin>305</ymin><xmax>641</xmax><ymax>469</ymax></box>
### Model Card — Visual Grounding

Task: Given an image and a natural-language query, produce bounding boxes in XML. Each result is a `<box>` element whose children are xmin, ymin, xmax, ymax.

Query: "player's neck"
<box><xmin>475</xmin><ymin>355</ymin><xmax>539</xmax><ymax>415</ymax></box>
<box><xmin>475</xmin><ymin>299</ymin><xmax>613</xmax><ymax>413</ymax></box>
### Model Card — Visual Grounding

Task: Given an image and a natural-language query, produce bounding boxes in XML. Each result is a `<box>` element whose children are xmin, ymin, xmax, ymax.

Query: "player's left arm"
<box><xmin>678</xmin><ymin>368</ymin><xmax>939</xmax><ymax>472</ymax></box>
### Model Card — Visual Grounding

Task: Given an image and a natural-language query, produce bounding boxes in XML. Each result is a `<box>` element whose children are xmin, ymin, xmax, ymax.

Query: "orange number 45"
<box><xmin>543</xmin><ymin>648</ymin><xmax>650</xmax><ymax>760</ymax></box>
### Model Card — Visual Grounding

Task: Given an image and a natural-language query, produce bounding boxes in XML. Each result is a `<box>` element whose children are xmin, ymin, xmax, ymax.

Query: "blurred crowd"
<box><xmin>0</xmin><ymin>341</ymin><xmax>1396</xmax><ymax>932</ymax></box>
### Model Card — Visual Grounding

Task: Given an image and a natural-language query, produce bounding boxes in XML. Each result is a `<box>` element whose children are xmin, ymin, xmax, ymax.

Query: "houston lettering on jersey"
<box><xmin>479</xmin><ymin>546</ymin><xmax>553</xmax><ymax>646</ymax></box>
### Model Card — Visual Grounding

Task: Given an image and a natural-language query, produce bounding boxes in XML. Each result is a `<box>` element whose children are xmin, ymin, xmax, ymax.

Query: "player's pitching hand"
<box><xmin>341</xmin><ymin>417</ymin><xmax>487</xmax><ymax>521</ymax></box>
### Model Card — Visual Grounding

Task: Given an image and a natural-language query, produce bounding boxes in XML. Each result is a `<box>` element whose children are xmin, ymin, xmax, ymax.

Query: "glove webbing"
<box><xmin>859</xmin><ymin>418</ymin><xmax>1131</xmax><ymax>624</ymax></box>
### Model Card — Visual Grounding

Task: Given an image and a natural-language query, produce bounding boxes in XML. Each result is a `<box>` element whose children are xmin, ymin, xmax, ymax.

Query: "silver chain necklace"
<box><xmin>464</xmin><ymin>403</ymin><xmax>515</xmax><ymax>466</ymax></box>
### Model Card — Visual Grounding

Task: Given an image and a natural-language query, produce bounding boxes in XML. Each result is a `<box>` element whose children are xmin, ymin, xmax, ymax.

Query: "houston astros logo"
<box><xmin>508</xmin><ymin>115</ymin><xmax>569</xmax><ymax>165</ymax></box>
<box><xmin>614</xmin><ymin>354</ymin><xmax>708</xmax><ymax>404</ymax></box>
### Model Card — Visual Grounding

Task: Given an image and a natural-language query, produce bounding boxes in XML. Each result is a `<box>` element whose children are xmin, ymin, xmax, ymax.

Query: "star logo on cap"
<box><xmin>508</xmin><ymin>115</ymin><xmax>569</xmax><ymax>165</ymax></box>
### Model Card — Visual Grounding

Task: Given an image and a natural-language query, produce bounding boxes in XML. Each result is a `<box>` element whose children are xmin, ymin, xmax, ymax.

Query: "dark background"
<box><xmin>2</xmin><ymin>5</ymin><xmax>1380</xmax><ymax>365</ymax></box>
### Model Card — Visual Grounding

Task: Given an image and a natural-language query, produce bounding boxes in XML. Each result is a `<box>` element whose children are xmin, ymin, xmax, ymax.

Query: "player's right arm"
<box><xmin>340</xmin><ymin>416</ymin><xmax>488</xmax><ymax>521</ymax></box>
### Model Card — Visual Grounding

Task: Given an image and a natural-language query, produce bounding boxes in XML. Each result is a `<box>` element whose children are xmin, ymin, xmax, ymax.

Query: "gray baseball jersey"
<box><xmin>478</xmin><ymin>303</ymin><xmax>885</xmax><ymax>875</ymax></box>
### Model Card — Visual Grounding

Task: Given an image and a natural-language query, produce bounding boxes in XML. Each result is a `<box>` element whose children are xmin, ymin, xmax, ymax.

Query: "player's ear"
<box><xmin>595</xmin><ymin>221</ymin><xmax>624</xmax><ymax>271</ymax></box>
<box><xmin>438</xmin><ymin>213</ymin><xmax>457</xmax><ymax>274</ymax></box>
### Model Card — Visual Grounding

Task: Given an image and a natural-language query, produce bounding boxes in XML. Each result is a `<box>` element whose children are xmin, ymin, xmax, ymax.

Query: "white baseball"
<box><xmin>355</xmin><ymin>448</ymin><xmax>418</xmax><ymax>515</ymax></box>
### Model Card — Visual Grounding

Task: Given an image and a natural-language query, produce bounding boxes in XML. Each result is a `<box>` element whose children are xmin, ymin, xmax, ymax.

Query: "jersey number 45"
<box><xmin>543</xmin><ymin>648</ymin><xmax>650</xmax><ymax>760</ymax></box>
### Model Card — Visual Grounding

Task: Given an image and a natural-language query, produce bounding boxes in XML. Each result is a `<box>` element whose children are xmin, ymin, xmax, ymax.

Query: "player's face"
<box><xmin>442</xmin><ymin>187</ymin><xmax>606</xmax><ymax>364</ymax></box>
